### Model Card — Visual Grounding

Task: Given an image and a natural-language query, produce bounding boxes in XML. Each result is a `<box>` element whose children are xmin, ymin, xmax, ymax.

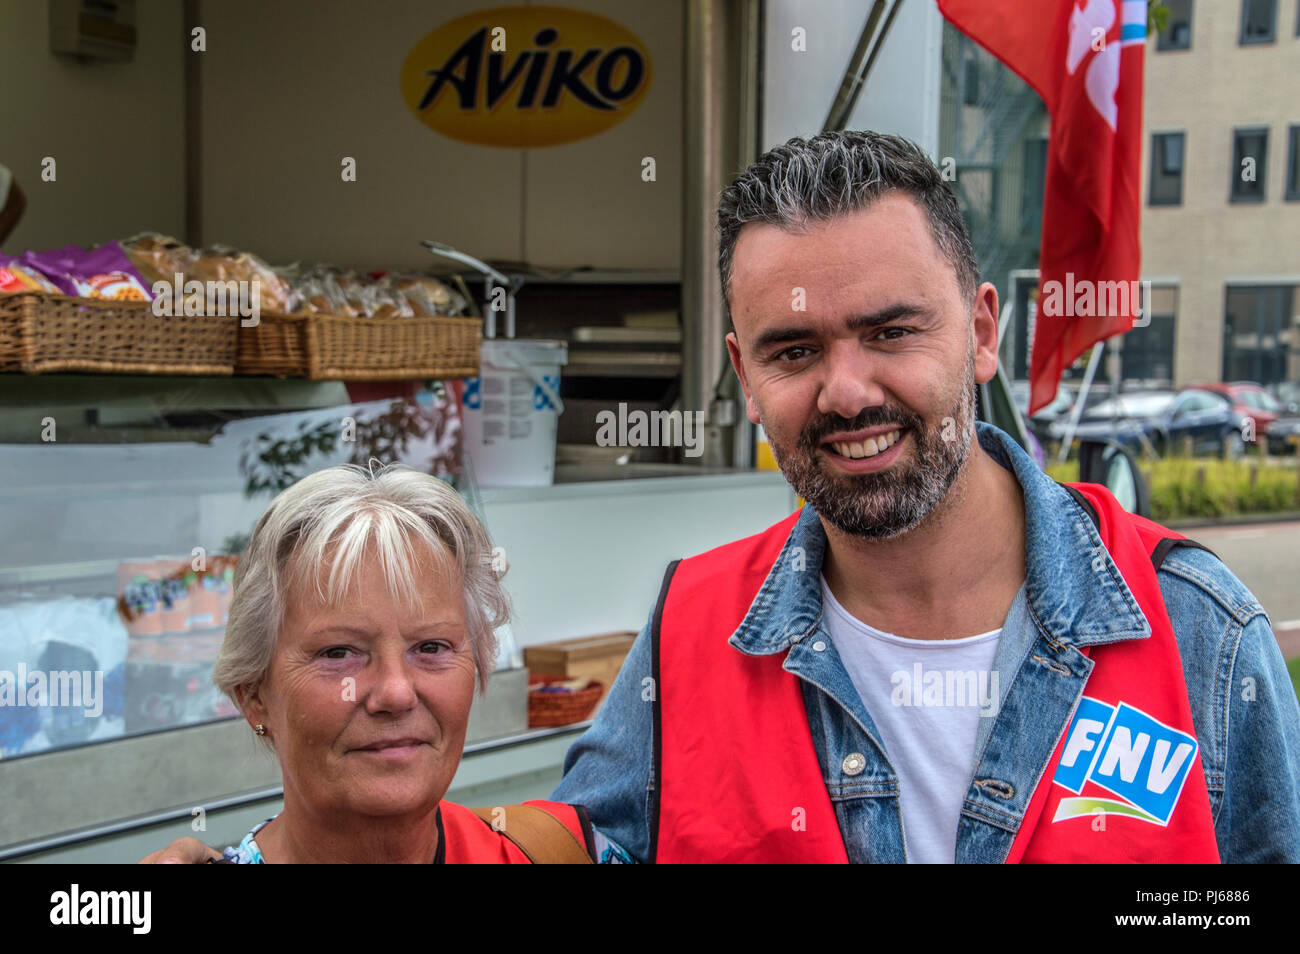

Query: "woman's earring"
<box><xmin>254</xmin><ymin>724</ymin><xmax>267</xmax><ymax>736</ymax></box>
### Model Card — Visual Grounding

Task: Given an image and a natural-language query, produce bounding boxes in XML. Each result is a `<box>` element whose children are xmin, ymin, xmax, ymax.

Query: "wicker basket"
<box><xmin>0</xmin><ymin>291</ymin><xmax>237</xmax><ymax>375</ymax></box>
<box><xmin>528</xmin><ymin>677</ymin><xmax>604</xmax><ymax>728</ymax></box>
<box><xmin>236</xmin><ymin>311</ymin><xmax>481</xmax><ymax>381</ymax></box>
<box><xmin>234</xmin><ymin>312</ymin><xmax>310</xmax><ymax>378</ymax></box>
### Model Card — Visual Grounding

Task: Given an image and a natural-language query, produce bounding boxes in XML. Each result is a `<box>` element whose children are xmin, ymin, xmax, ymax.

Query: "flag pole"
<box><xmin>1058</xmin><ymin>341</ymin><xmax>1104</xmax><ymax>464</ymax></box>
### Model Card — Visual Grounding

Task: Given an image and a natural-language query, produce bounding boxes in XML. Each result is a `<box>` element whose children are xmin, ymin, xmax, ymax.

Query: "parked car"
<box><xmin>1273</xmin><ymin>381</ymin><xmax>1300</xmax><ymax>411</ymax></box>
<box><xmin>1049</xmin><ymin>391</ymin><xmax>1172</xmax><ymax>454</ymax></box>
<box><xmin>987</xmin><ymin>370</ymin><xmax>1151</xmax><ymax>516</ymax></box>
<box><xmin>1049</xmin><ymin>388</ymin><xmax>1251</xmax><ymax>459</ymax></box>
<box><xmin>1009</xmin><ymin>380</ymin><xmax>1119</xmax><ymax>447</ymax></box>
<box><xmin>1190</xmin><ymin>382</ymin><xmax>1293</xmax><ymax>440</ymax></box>
<box><xmin>1266</xmin><ymin>415</ymin><xmax>1300</xmax><ymax>456</ymax></box>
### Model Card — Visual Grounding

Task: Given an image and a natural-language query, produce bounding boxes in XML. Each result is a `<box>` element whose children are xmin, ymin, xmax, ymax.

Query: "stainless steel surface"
<box><xmin>565</xmin><ymin>351</ymin><xmax>681</xmax><ymax>377</ymax></box>
<box><xmin>0</xmin><ymin>784</ymin><xmax>284</xmax><ymax>861</ymax></box>
<box><xmin>570</xmin><ymin>327</ymin><xmax>682</xmax><ymax>344</ymax></box>
<box><xmin>422</xmin><ymin>240</ymin><xmax>521</xmax><ymax>338</ymax></box>
<box><xmin>464</xmin><ymin>667</ymin><xmax>529</xmax><ymax>744</ymax></box>
<box><xmin>0</xmin><ymin>717</ymin><xmax>283</xmax><ymax>853</ymax></box>
<box><xmin>555</xmin><ymin>443</ymin><xmax>633</xmax><ymax>466</ymax></box>
<box><xmin>683</xmin><ymin>0</ymin><xmax>743</xmax><ymax>468</ymax></box>
<box><xmin>445</xmin><ymin>268</ymin><xmax>680</xmax><ymax>285</ymax></box>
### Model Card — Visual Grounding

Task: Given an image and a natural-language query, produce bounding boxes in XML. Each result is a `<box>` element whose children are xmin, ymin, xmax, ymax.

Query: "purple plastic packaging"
<box><xmin>22</xmin><ymin>241</ymin><xmax>154</xmax><ymax>301</ymax></box>
<box><xmin>17</xmin><ymin>247</ymin><xmax>79</xmax><ymax>296</ymax></box>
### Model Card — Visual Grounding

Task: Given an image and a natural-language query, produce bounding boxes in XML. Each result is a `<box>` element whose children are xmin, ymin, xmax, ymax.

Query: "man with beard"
<box><xmin>551</xmin><ymin>131</ymin><xmax>1300</xmax><ymax>863</ymax></box>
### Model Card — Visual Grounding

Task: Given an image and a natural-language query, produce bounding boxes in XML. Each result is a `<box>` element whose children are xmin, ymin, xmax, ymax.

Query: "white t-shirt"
<box><xmin>821</xmin><ymin>578</ymin><xmax>1002</xmax><ymax>863</ymax></box>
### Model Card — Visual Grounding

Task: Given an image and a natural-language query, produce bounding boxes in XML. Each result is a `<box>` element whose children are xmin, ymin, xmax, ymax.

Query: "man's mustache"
<box><xmin>798</xmin><ymin>405</ymin><xmax>926</xmax><ymax>450</ymax></box>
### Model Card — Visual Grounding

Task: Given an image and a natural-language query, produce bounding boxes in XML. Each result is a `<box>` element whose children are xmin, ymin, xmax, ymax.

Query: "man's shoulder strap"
<box><xmin>648</xmin><ymin>558</ymin><xmax>680</xmax><ymax>866</ymax></box>
<box><xmin>467</xmin><ymin>804</ymin><xmax>595</xmax><ymax>864</ymax></box>
<box><xmin>1059</xmin><ymin>481</ymin><xmax>1217</xmax><ymax>572</ymax></box>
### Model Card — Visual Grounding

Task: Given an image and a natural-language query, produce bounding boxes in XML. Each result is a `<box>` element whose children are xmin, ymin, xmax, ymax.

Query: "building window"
<box><xmin>1239</xmin><ymin>0</ymin><xmax>1277</xmax><ymax>44</ymax></box>
<box><xmin>1224</xmin><ymin>285</ymin><xmax>1296</xmax><ymax>386</ymax></box>
<box><xmin>1230</xmin><ymin>128</ymin><xmax>1269</xmax><ymax>203</ymax></box>
<box><xmin>1157</xmin><ymin>0</ymin><xmax>1194</xmax><ymax>50</ymax></box>
<box><xmin>1122</xmin><ymin>286</ymin><xmax>1177</xmax><ymax>385</ymax></box>
<box><xmin>1149</xmin><ymin>132</ymin><xmax>1185</xmax><ymax>205</ymax></box>
<box><xmin>1287</xmin><ymin>124</ymin><xmax>1300</xmax><ymax>201</ymax></box>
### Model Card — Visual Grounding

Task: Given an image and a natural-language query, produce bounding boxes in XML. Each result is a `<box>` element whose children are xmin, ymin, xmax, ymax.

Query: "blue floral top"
<box><xmin>221</xmin><ymin>817</ymin><xmax>272</xmax><ymax>864</ymax></box>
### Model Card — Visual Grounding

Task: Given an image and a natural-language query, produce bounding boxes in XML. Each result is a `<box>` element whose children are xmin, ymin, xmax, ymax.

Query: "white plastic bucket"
<box><xmin>461</xmin><ymin>339</ymin><xmax>567</xmax><ymax>487</ymax></box>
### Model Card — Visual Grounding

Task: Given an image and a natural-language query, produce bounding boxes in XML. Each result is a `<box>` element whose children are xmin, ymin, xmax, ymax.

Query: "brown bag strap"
<box><xmin>469</xmin><ymin>804</ymin><xmax>594</xmax><ymax>864</ymax></box>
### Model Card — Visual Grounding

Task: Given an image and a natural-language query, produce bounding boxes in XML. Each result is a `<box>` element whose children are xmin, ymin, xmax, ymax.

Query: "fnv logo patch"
<box><xmin>1051</xmin><ymin>697</ymin><xmax>1198</xmax><ymax>826</ymax></box>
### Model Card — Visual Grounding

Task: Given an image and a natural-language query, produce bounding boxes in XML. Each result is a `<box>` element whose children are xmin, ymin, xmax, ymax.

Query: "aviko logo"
<box><xmin>1051</xmin><ymin>697</ymin><xmax>1198</xmax><ymax>826</ymax></box>
<box><xmin>401</xmin><ymin>6</ymin><xmax>652</xmax><ymax>148</ymax></box>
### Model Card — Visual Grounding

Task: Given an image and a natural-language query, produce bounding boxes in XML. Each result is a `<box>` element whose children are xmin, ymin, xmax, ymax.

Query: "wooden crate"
<box><xmin>524</xmin><ymin>632</ymin><xmax>637</xmax><ymax>714</ymax></box>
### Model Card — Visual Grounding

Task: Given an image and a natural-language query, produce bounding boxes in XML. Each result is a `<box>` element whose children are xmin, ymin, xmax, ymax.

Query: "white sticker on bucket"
<box><xmin>462</xmin><ymin>339</ymin><xmax>568</xmax><ymax>487</ymax></box>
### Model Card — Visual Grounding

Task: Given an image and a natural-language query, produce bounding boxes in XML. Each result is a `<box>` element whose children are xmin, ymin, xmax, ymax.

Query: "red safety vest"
<box><xmin>440</xmin><ymin>800</ymin><xmax>592</xmax><ymax>863</ymax></box>
<box><xmin>652</xmin><ymin>483</ymin><xmax>1221</xmax><ymax>863</ymax></box>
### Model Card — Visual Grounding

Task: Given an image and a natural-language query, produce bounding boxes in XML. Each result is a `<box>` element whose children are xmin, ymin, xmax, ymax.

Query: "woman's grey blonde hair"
<box><xmin>213</xmin><ymin>463</ymin><xmax>509</xmax><ymax>715</ymax></box>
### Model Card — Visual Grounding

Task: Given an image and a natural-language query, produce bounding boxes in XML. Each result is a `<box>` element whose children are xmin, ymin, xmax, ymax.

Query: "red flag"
<box><xmin>937</xmin><ymin>0</ymin><xmax>1147</xmax><ymax>414</ymax></box>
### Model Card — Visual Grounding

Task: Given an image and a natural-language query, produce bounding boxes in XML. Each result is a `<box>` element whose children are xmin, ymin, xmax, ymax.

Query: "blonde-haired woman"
<box><xmin>147</xmin><ymin>463</ymin><xmax>610</xmax><ymax>863</ymax></box>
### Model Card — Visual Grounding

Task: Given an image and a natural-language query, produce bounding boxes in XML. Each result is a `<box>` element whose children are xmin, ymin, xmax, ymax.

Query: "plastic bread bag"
<box><xmin>319</xmin><ymin>271</ymin><xmax>352</xmax><ymax>315</ymax></box>
<box><xmin>360</xmin><ymin>281</ymin><xmax>406</xmax><ymax>319</ymax></box>
<box><xmin>372</xmin><ymin>277</ymin><xmax>415</xmax><ymax>318</ymax></box>
<box><xmin>339</xmin><ymin>273</ymin><xmax>375</xmax><ymax>317</ymax></box>
<box><xmin>444</xmin><ymin>282</ymin><xmax>468</xmax><ymax>316</ymax></box>
<box><xmin>122</xmin><ymin>233</ymin><xmax>196</xmax><ymax>288</ymax></box>
<box><xmin>392</xmin><ymin>273</ymin><xmax>460</xmax><ymax>315</ymax></box>
<box><xmin>431</xmin><ymin>275</ymin><xmax>469</xmax><ymax>316</ymax></box>
<box><xmin>237</xmin><ymin>251</ymin><xmax>301</xmax><ymax>314</ymax></box>
<box><xmin>392</xmin><ymin>274</ymin><xmax>440</xmax><ymax>316</ymax></box>
<box><xmin>294</xmin><ymin>275</ymin><xmax>331</xmax><ymax>314</ymax></box>
<box><xmin>256</xmin><ymin>250</ymin><xmax>300</xmax><ymax>313</ymax></box>
<box><xmin>190</xmin><ymin>245</ymin><xmax>300</xmax><ymax>315</ymax></box>
<box><xmin>272</xmin><ymin>262</ymin><xmax>321</xmax><ymax>315</ymax></box>
<box><xmin>186</xmin><ymin>245</ymin><xmax>238</xmax><ymax>284</ymax></box>
<box><xmin>306</xmin><ymin>267</ymin><xmax>354</xmax><ymax>316</ymax></box>
<box><xmin>300</xmin><ymin>264</ymin><xmax>356</xmax><ymax>316</ymax></box>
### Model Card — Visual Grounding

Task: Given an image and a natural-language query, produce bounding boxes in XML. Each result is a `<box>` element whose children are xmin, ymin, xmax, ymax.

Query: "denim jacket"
<box><xmin>552</xmin><ymin>422</ymin><xmax>1300</xmax><ymax>862</ymax></box>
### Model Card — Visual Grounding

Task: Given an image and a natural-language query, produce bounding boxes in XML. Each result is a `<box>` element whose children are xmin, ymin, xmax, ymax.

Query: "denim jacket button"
<box><xmin>842</xmin><ymin>753</ymin><xmax>866</xmax><ymax>776</ymax></box>
<box><xmin>812</xmin><ymin>640</ymin><xmax>827</xmax><ymax>652</ymax></box>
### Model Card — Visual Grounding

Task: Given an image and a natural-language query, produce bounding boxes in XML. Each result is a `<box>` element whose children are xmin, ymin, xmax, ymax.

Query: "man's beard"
<box><xmin>766</xmin><ymin>353</ymin><xmax>976</xmax><ymax>540</ymax></box>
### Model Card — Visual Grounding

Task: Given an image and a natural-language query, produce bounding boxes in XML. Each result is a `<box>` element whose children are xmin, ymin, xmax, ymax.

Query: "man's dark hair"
<box><xmin>716</xmin><ymin>130</ymin><xmax>979</xmax><ymax>321</ymax></box>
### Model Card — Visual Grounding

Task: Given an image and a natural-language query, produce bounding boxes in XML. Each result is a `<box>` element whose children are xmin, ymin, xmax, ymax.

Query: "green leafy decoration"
<box><xmin>238</xmin><ymin>398</ymin><xmax>441</xmax><ymax>496</ymax></box>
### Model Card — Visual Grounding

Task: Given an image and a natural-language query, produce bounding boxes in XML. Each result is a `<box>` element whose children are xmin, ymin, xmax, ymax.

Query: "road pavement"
<box><xmin>1182</xmin><ymin>518</ymin><xmax>1300</xmax><ymax>660</ymax></box>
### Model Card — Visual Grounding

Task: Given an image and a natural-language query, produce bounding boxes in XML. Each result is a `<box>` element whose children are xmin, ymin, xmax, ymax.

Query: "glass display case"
<box><xmin>0</xmin><ymin>374</ymin><xmax>475</xmax><ymax>761</ymax></box>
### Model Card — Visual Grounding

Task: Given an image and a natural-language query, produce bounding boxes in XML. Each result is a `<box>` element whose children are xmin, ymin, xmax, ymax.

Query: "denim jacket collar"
<box><xmin>729</xmin><ymin>422</ymin><xmax>1151</xmax><ymax>657</ymax></box>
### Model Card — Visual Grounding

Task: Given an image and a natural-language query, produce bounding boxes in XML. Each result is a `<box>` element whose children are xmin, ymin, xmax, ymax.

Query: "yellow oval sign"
<box><xmin>401</xmin><ymin>6</ymin><xmax>653</xmax><ymax>148</ymax></box>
